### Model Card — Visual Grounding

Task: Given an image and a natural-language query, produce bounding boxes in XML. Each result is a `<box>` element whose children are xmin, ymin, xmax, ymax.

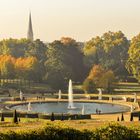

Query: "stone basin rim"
<box><xmin>6</xmin><ymin>100</ymin><xmax>131</xmax><ymax>115</ymax></box>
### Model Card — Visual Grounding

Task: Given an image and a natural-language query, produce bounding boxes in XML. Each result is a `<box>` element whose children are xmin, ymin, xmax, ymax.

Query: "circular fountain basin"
<box><xmin>11</xmin><ymin>102</ymin><xmax>130</xmax><ymax>114</ymax></box>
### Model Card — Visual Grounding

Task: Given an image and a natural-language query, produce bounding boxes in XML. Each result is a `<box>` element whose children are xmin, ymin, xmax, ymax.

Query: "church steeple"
<box><xmin>27</xmin><ymin>12</ymin><xmax>34</xmax><ymax>41</ymax></box>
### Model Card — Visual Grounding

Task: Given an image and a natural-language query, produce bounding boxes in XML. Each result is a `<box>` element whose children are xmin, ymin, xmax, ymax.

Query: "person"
<box><xmin>96</xmin><ymin>108</ymin><xmax>98</xmax><ymax>114</ymax></box>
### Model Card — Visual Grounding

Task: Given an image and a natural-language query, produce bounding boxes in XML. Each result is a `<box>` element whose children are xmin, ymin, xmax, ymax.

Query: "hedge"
<box><xmin>0</xmin><ymin>123</ymin><xmax>138</xmax><ymax>140</ymax></box>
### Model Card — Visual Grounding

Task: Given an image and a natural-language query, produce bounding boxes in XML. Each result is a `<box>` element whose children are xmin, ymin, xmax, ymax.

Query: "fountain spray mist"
<box><xmin>68</xmin><ymin>79</ymin><xmax>75</xmax><ymax>109</ymax></box>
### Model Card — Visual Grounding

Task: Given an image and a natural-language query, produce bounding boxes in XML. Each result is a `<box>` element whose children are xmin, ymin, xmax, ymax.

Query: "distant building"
<box><xmin>27</xmin><ymin>13</ymin><xmax>34</xmax><ymax>41</ymax></box>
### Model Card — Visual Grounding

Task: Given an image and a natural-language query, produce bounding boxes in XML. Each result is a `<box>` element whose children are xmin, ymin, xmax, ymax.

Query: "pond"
<box><xmin>11</xmin><ymin>102</ymin><xmax>130</xmax><ymax>114</ymax></box>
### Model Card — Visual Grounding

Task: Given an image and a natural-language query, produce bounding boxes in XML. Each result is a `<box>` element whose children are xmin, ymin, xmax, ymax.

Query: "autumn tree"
<box><xmin>0</xmin><ymin>39</ymin><xmax>47</xmax><ymax>81</ymax></box>
<box><xmin>88</xmin><ymin>65</ymin><xmax>104</xmax><ymax>86</ymax></box>
<box><xmin>83</xmin><ymin>65</ymin><xmax>115</xmax><ymax>93</ymax></box>
<box><xmin>83</xmin><ymin>78</ymin><xmax>95</xmax><ymax>93</ymax></box>
<box><xmin>0</xmin><ymin>55</ymin><xmax>41</xmax><ymax>81</ymax></box>
<box><xmin>0</xmin><ymin>55</ymin><xmax>15</xmax><ymax>78</ymax></box>
<box><xmin>15</xmin><ymin>56</ymin><xmax>41</xmax><ymax>81</ymax></box>
<box><xmin>84</xmin><ymin>31</ymin><xmax>129</xmax><ymax>77</ymax></box>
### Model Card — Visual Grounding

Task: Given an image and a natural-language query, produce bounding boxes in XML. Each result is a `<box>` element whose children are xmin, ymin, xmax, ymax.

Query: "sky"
<box><xmin>0</xmin><ymin>0</ymin><xmax>140</xmax><ymax>42</ymax></box>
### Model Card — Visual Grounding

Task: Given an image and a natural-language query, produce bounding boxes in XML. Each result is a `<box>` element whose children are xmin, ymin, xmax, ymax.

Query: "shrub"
<box><xmin>61</xmin><ymin>113</ymin><xmax>64</xmax><ymax>121</ymax></box>
<box><xmin>1</xmin><ymin>113</ymin><xmax>4</xmax><ymax>122</ymax></box>
<box><xmin>0</xmin><ymin>123</ymin><xmax>138</xmax><ymax>140</ymax></box>
<box><xmin>130</xmin><ymin>113</ymin><xmax>133</xmax><ymax>121</ymax></box>
<box><xmin>51</xmin><ymin>112</ymin><xmax>55</xmax><ymax>121</ymax></box>
<box><xmin>13</xmin><ymin>110</ymin><xmax>18</xmax><ymax>123</ymax></box>
<box><xmin>138</xmin><ymin>112</ymin><xmax>140</xmax><ymax>121</ymax></box>
<box><xmin>121</xmin><ymin>113</ymin><xmax>124</xmax><ymax>121</ymax></box>
<box><xmin>95</xmin><ymin>123</ymin><xmax>139</xmax><ymax>140</ymax></box>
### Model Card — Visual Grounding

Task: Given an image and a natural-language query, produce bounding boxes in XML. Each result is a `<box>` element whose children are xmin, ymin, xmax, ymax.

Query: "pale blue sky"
<box><xmin>0</xmin><ymin>0</ymin><xmax>140</xmax><ymax>42</ymax></box>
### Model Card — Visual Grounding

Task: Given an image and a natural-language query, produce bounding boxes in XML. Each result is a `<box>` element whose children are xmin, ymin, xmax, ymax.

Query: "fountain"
<box><xmin>81</xmin><ymin>105</ymin><xmax>85</xmax><ymax>115</ymax></box>
<box><xmin>134</xmin><ymin>93</ymin><xmax>137</xmax><ymax>103</ymax></box>
<box><xmin>11</xmin><ymin>102</ymin><xmax>130</xmax><ymax>114</ymax></box>
<box><xmin>58</xmin><ymin>90</ymin><xmax>62</xmax><ymax>100</ymax></box>
<box><xmin>85</xmin><ymin>94</ymin><xmax>90</xmax><ymax>100</ymax></box>
<box><xmin>19</xmin><ymin>90</ymin><xmax>23</xmax><ymax>101</ymax></box>
<box><xmin>122</xmin><ymin>96</ymin><xmax>127</xmax><ymax>102</ymax></box>
<box><xmin>98</xmin><ymin>88</ymin><xmax>102</xmax><ymax>100</ymax></box>
<box><xmin>28</xmin><ymin>102</ymin><xmax>32</xmax><ymax>111</ymax></box>
<box><xmin>130</xmin><ymin>105</ymin><xmax>134</xmax><ymax>112</ymax></box>
<box><xmin>68</xmin><ymin>79</ymin><xmax>76</xmax><ymax>109</ymax></box>
<box><xmin>11</xmin><ymin>80</ymin><xmax>130</xmax><ymax>114</ymax></box>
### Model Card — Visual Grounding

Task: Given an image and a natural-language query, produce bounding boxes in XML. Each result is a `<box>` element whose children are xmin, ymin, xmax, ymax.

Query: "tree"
<box><xmin>83</xmin><ymin>78</ymin><xmax>95</xmax><ymax>93</ymax></box>
<box><xmin>45</xmin><ymin>38</ymin><xmax>85</xmax><ymax>89</ymax></box>
<box><xmin>45</xmin><ymin>41</ymin><xmax>71</xmax><ymax>89</ymax></box>
<box><xmin>84</xmin><ymin>65</ymin><xmax>115</xmax><ymax>92</ymax></box>
<box><xmin>88</xmin><ymin>65</ymin><xmax>104</xmax><ymax>86</ymax></box>
<box><xmin>0</xmin><ymin>55</ymin><xmax>15</xmax><ymax>78</ymax></box>
<box><xmin>60</xmin><ymin>37</ymin><xmax>85</xmax><ymax>82</ymax></box>
<box><xmin>0</xmin><ymin>38</ymin><xmax>47</xmax><ymax>60</ymax></box>
<box><xmin>13</xmin><ymin>110</ymin><xmax>18</xmax><ymax>123</ymax></box>
<box><xmin>99</xmin><ymin>70</ymin><xmax>115</xmax><ymax>93</ymax></box>
<box><xmin>61</xmin><ymin>113</ymin><xmax>64</xmax><ymax>121</ymax></box>
<box><xmin>51</xmin><ymin>112</ymin><xmax>55</xmax><ymax>121</ymax></box>
<box><xmin>138</xmin><ymin>113</ymin><xmax>140</xmax><ymax>121</ymax></box>
<box><xmin>25</xmin><ymin>39</ymin><xmax>47</xmax><ymax>64</ymax></box>
<box><xmin>130</xmin><ymin>113</ymin><xmax>133</xmax><ymax>121</ymax></box>
<box><xmin>121</xmin><ymin>113</ymin><xmax>124</xmax><ymax>121</ymax></box>
<box><xmin>0</xmin><ymin>38</ymin><xmax>47</xmax><ymax>81</ymax></box>
<box><xmin>0</xmin><ymin>39</ymin><xmax>47</xmax><ymax>82</ymax></box>
<box><xmin>15</xmin><ymin>56</ymin><xmax>41</xmax><ymax>81</ymax></box>
<box><xmin>84</xmin><ymin>31</ymin><xmax>129</xmax><ymax>77</ymax></box>
<box><xmin>126</xmin><ymin>33</ymin><xmax>140</xmax><ymax>82</ymax></box>
<box><xmin>1</xmin><ymin>113</ymin><xmax>4</xmax><ymax>122</ymax></box>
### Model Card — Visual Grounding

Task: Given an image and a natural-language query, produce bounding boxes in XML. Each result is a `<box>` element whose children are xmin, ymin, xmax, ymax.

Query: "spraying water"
<box><xmin>98</xmin><ymin>88</ymin><xmax>102</xmax><ymax>100</ymax></box>
<box><xmin>19</xmin><ymin>90</ymin><xmax>23</xmax><ymax>101</ymax></box>
<box><xmin>58</xmin><ymin>90</ymin><xmax>62</xmax><ymax>100</ymax></box>
<box><xmin>68</xmin><ymin>79</ymin><xmax>75</xmax><ymax>109</ymax></box>
<box><xmin>28</xmin><ymin>102</ymin><xmax>32</xmax><ymax>111</ymax></box>
<box><xmin>82</xmin><ymin>105</ymin><xmax>85</xmax><ymax>115</ymax></box>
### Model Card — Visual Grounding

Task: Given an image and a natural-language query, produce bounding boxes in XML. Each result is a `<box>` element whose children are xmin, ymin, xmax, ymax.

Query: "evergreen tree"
<box><xmin>51</xmin><ymin>112</ymin><xmax>55</xmax><ymax>121</ymax></box>
<box><xmin>121</xmin><ymin>113</ymin><xmax>124</xmax><ymax>121</ymax></box>
<box><xmin>13</xmin><ymin>110</ymin><xmax>18</xmax><ymax>123</ymax></box>
<box><xmin>117</xmin><ymin>117</ymin><xmax>119</xmax><ymax>121</ymax></box>
<box><xmin>130</xmin><ymin>113</ymin><xmax>133</xmax><ymax>121</ymax></box>
<box><xmin>1</xmin><ymin>113</ymin><xmax>4</xmax><ymax>122</ymax></box>
<box><xmin>61</xmin><ymin>113</ymin><xmax>64</xmax><ymax>121</ymax></box>
<box><xmin>138</xmin><ymin>113</ymin><xmax>140</xmax><ymax>121</ymax></box>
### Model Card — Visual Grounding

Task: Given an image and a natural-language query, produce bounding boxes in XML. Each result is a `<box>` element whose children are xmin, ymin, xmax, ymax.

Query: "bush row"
<box><xmin>1</xmin><ymin>112</ymin><xmax>91</xmax><ymax>120</ymax></box>
<box><xmin>0</xmin><ymin>123</ymin><xmax>138</xmax><ymax>140</ymax></box>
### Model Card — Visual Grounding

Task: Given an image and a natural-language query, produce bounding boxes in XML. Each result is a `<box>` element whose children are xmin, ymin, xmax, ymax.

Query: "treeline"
<box><xmin>0</xmin><ymin>31</ymin><xmax>140</xmax><ymax>90</ymax></box>
<box><xmin>0</xmin><ymin>55</ymin><xmax>41</xmax><ymax>81</ymax></box>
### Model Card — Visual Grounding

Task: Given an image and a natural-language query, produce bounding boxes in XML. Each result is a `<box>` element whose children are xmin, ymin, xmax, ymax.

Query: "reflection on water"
<box><xmin>11</xmin><ymin>102</ymin><xmax>130</xmax><ymax>114</ymax></box>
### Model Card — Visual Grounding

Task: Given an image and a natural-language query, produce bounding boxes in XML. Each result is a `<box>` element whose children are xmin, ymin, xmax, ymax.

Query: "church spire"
<box><xmin>27</xmin><ymin>12</ymin><xmax>34</xmax><ymax>41</ymax></box>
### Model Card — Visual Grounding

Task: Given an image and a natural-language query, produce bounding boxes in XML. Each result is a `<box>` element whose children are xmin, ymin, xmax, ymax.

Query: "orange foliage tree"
<box><xmin>0</xmin><ymin>55</ymin><xmax>40</xmax><ymax>81</ymax></box>
<box><xmin>83</xmin><ymin>65</ymin><xmax>115</xmax><ymax>93</ymax></box>
<box><xmin>0</xmin><ymin>55</ymin><xmax>15</xmax><ymax>78</ymax></box>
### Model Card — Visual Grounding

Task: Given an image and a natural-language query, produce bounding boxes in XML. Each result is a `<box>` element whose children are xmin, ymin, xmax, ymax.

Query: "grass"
<box><xmin>0</xmin><ymin>118</ymin><xmax>140</xmax><ymax>131</ymax></box>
